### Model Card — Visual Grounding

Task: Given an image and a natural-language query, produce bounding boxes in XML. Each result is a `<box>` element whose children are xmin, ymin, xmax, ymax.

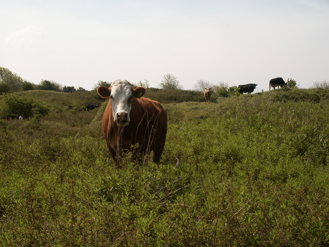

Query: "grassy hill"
<box><xmin>0</xmin><ymin>88</ymin><xmax>329</xmax><ymax>246</ymax></box>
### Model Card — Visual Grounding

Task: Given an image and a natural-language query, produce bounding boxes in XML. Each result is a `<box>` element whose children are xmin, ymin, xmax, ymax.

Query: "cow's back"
<box><xmin>270</xmin><ymin>77</ymin><xmax>285</xmax><ymax>87</ymax></box>
<box><xmin>238</xmin><ymin>84</ymin><xmax>257</xmax><ymax>93</ymax></box>
<box><xmin>125</xmin><ymin>97</ymin><xmax>167</xmax><ymax>163</ymax></box>
<box><xmin>128</xmin><ymin>97</ymin><xmax>167</xmax><ymax>144</ymax></box>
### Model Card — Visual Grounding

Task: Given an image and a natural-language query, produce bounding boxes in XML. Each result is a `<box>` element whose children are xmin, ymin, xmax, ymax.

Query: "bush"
<box><xmin>38</xmin><ymin>80</ymin><xmax>61</xmax><ymax>91</ymax></box>
<box><xmin>273</xmin><ymin>89</ymin><xmax>321</xmax><ymax>103</ymax></box>
<box><xmin>0</xmin><ymin>89</ymin><xmax>328</xmax><ymax>246</ymax></box>
<box><xmin>95</xmin><ymin>81</ymin><xmax>111</xmax><ymax>89</ymax></box>
<box><xmin>0</xmin><ymin>67</ymin><xmax>24</xmax><ymax>92</ymax></box>
<box><xmin>286</xmin><ymin>78</ymin><xmax>298</xmax><ymax>89</ymax></box>
<box><xmin>0</xmin><ymin>82</ymin><xmax>10</xmax><ymax>94</ymax></box>
<box><xmin>0</xmin><ymin>95</ymin><xmax>49</xmax><ymax>119</ymax></box>
<box><xmin>22</xmin><ymin>81</ymin><xmax>36</xmax><ymax>91</ymax></box>
<box><xmin>160</xmin><ymin>74</ymin><xmax>181</xmax><ymax>90</ymax></box>
<box><xmin>77</xmin><ymin>87</ymin><xmax>86</xmax><ymax>92</ymax></box>
<box><xmin>145</xmin><ymin>88</ymin><xmax>206</xmax><ymax>103</ymax></box>
<box><xmin>213</xmin><ymin>83</ymin><xmax>229</xmax><ymax>97</ymax></box>
<box><xmin>212</xmin><ymin>83</ymin><xmax>238</xmax><ymax>97</ymax></box>
<box><xmin>313</xmin><ymin>81</ymin><xmax>329</xmax><ymax>89</ymax></box>
<box><xmin>63</xmin><ymin>86</ymin><xmax>76</xmax><ymax>93</ymax></box>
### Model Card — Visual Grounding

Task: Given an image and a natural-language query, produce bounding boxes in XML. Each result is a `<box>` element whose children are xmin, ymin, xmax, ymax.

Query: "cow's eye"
<box><xmin>110</xmin><ymin>95</ymin><xmax>113</xmax><ymax>99</ymax></box>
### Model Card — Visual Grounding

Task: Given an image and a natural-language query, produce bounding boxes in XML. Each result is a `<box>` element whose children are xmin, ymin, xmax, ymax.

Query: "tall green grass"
<box><xmin>0</xmin><ymin>89</ymin><xmax>328</xmax><ymax>246</ymax></box>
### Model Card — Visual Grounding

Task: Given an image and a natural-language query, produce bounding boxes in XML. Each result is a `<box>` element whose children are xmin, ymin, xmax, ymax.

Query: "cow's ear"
<box><xmin>97</xmin><ymin>86</ymin><xmax>111</xmax><ymax>99</ymax></box>
<box><xmin>133</xmin><ymin>87</ymin><xmax>145</xmax><ymax>98</ymax></box>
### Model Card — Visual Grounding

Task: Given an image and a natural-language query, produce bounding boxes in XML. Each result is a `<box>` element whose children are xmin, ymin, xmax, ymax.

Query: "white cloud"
<box><xmin>5</xmin><ymin>25</ymin><xmax>44</xmax><ymax>46</ymax></box>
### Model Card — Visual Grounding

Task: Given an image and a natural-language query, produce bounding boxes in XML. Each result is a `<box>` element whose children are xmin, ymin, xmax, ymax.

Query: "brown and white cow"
<box><xmin>204</xmin><ymin>88</ymin><xmax>212</xmax><ymax>102</ymax></box>
<box><xmin>97</xmin><ymin>80</ymin><xmax>167</xmax><ymax>165</ymax></box>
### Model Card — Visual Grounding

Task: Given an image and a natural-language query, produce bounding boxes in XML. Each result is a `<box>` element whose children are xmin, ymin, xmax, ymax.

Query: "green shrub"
<box><xmin>160</xmin><ymin>74</ymin><xmax>181</xmax><ymax>90</ymax></box>
<box><xmin>22</xmin><ymin>81</ymin><xmax>36</xmax><ymax>91</ymax></box>
<box><xmin>145</xmin><ymin>88</ymin><xmax>209</xmax><ymax>103</ymax></box>
<box><xmin>38</xmin><ymin>80</ymin><xmax>61</xmax><ymax>91</ymax></box>
<box><xmin>0</xmin><ymin>89</ymin><xmax>328</xmax><ymax>246</ymax></box>
<box><xmin>213</xmin><ymin>83</ymin><xmax>230</xmax><ymax>97</ymax></box>
<box><xmin>0</xmin><ymin>95</ymin><xmax>49</xmax><ymax>119</ymax></box>
<box><xmin>273</xmin><ymin>89</ymin><xmax>321</xmax><ymax>103</ymax></box>
<box><xmin>63</xmin><ymin>86</ymin><xmax>76</xmax><ymax>93</ymax></box>
<box><xmin>0</xmin><ymin>82</ymin><xmax>10</xmax><ymax>94</ymax></box>
<box><xmin>286</xmin><ymin>78</ymin><xmax>298</xmax><ymax>89</ymax></box>
<box><xmin>0</xmin><ymin>67</ymin><xmax>24</xmax><ymax>92</ymax></box>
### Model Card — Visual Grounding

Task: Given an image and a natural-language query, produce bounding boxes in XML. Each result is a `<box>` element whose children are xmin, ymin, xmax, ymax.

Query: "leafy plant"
<box><xmin>0</xmin><ymin>88</ymin><xmax>328</xmax><ymax>246</ymax></box>
<box><xmin>22</xmin><ymin>81</ymin><xmax>36</xmax><ymax>91</ymax></box>
<box><xmin>0</xmin><ymin>95</ymin><xmax>49</xmax><ymax>119</ymax></box>
<box><xmin>38</xmin><ymin>80</ymin><xmax>61</xmax><ymax>91</ymax></box>
<box><xmin>0</xmin><ymin>82</ymin><xmax>10</xmax><ymax>94</ymax></box>
<box><xmin>0</xmin><ymin>67</ymin><xmax>24</xmax><ymax>92</ymax></box>
<box><xmin>286</xmin><ymin>78</ymin><xmax>298</xmax><ymax>89</ymax></box>
<box><xmin>160</xmin><ymin>74</ymin><xmax>181</xmax><ymax>90</ymax></box>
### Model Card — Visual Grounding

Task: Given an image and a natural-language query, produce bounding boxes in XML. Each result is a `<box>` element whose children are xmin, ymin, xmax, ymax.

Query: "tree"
<box><xmin>0</xmin><ymin>67</ymin><xmax>24</xmax><ymax>92</ymax></box>
<box><xmin>228</xmin><ymin>86</ymin><xmax>240</xmax><ymax>96</ymax></box>
<box><xmin>0</xmin><ymin>82</ymin><xmax>10</xmax><ymax>94</ymax></box>
<box><xmin>286</xmin><ymin>78</ymin><xmax>298</xmax><ymax>89</ymax></box>
<box><xmin>0</xmin><ymin>95</ymin><xmax>49</xmax><ymax>119</ymax></box>
<box><xmin>77</xmin><ymin>87</ymin><xmax>86</xmax><ymax>92</ymax></box>
<box><xmin>95</xmin><ymin>81</ymin><xmax>111</xmax><ymax>89</ymax></box>
<box><xmin>22</xmin><ymin>81</ymin><xmax>36</xmax><ymax>91</ymax></box>
<box><xmin>160</xmin><ymin>74</ymin><xmax>181</xmax><ymax>90</ymax></box>
<box><xmin>313</xmin><ymin>81</ymin><xmax>329</xmax><ymax>89</ymax></box>
<box><xmin>38</xmin><ymin>80</ymin><xmax>61</xmax><ymax>91</ymax></box>
<box><xmin>194</xmin><ymin>80</ymin><xmax>212</xmax><ymax>91</ymax></box>
<box><xmin>213</xmin><ymin>83</ymin><xmax>230</xmax><ymax>97</ymax></box>
<box><xmin>137</xmin><ymin>79</ymin><xmax>150</xmax><ymax>88</ymax></box>
<box><xmin>63</xmin><ymin>86</ymin><xmax>76</xmax><ymax>93</ymax></box>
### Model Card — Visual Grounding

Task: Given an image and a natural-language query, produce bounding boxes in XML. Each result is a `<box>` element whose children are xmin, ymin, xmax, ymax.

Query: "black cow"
<box><xmin>238</xmin><ymin>84</ymin><xmax>257</xmax><ymax>94</ymax></box>
<box><xmin>84</xmin><ymin>104</ymin><xmax>99</xmax><ymax>111</ymax></box>
<box><xmin>269</xmin><ymin>77</ymin><xmax>286</xmax><ymax>90</ymax></box>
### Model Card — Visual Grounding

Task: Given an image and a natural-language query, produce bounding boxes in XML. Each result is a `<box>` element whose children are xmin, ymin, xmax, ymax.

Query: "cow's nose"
<box><xmin>116</xmin><ymin>112</ymin><xmax>129</xmax><ymax>125</ymax></box>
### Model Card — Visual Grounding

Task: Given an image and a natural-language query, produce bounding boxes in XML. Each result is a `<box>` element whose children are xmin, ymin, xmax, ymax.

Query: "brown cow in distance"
<box><xmin>97</xmin><ymin>80</ymin><xmax>167</xmax><ymax>165</ymax></box>
<box><xmin>204</xmin><ymin>88</ymin><xmax>212</xmax><ymax>102</ymax></box>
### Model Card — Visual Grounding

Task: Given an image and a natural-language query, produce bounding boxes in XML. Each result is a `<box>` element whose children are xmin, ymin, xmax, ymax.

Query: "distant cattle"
<box><xmin>84</xmin><ymin>104</ymin><xmax>99</xmax><ymax>111</ymax></box>
<box><xmin>269</xmin><ymin>77</ymin><xmax>286</xmax><ymax>90</ymax></box>
<box><xmin>238</xmin><ymin>84</ymin><xmax>257</xmax><ymax>94</ymax></box>
<box><xmin>203</xmin><ymin>88</ymin><xmax>212</xmax><ymax>102</ymax></box>
<box><xmin>97</xmin><ymin>80</ymin><xmax>167</xmax><ymax>165</ymax></box>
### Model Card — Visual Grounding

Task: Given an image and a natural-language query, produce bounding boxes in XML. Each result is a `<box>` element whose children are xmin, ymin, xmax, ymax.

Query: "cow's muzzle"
<box><xmin>116</xmin><ymin>112</ymin><xmax>129</xmax><ymax>127</ymax></box>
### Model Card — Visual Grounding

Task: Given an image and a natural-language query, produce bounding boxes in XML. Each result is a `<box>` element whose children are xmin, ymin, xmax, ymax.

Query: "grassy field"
<box><xmin>0</xmin><ymin>88</ymin><xmax>328</xmax><ymax>246</ymax></box>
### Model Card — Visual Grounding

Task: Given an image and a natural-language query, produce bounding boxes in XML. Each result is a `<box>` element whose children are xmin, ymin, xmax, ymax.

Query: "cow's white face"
<box><xmin>97</xmin><ymin>80</ymin><xmax>145</xmax><ymax>127</ymax></box>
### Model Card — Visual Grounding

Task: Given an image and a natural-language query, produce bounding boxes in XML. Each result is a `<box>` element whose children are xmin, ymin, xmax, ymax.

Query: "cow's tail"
<box><xmin>269</xmin><ymin>82</ymin><xmax>271</xmax><ymax>91</ymax></box>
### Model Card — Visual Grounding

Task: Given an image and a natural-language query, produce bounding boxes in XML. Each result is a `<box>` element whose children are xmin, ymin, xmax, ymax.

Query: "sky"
<box><xmin>0</xmin><ymin>0</ymin><xmax>329</xmax><ymax>92</ymax></box>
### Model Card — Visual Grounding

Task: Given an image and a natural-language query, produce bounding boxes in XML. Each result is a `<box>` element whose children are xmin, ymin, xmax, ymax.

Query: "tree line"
<box><xmin>3</xmin><ymin>66</ymin><xmax>327</xmax><ymax>97</ymax></box>
<box><xmin>0</xmin><ymin>67</ymin><xmax>86</xmax><ymax>94</ymax></box>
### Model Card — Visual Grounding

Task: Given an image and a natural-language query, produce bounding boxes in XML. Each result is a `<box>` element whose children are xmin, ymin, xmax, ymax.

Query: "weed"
<box><xmin>0</xmin><ymin>88</ymin><xmax>328</xmax><ymax>246</ymax></box>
